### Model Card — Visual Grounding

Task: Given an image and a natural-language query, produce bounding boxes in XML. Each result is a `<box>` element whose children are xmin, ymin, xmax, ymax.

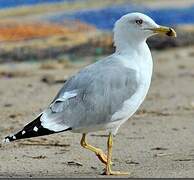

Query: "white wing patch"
<box><xmin>52</xmin><ymin>91</ymin><xmax>77</xmax><ymax>104</ymax></box>
<box><xmin>40</xmin><ymin>90</ymin><xmax>77</xmax><ymax>132</ymax></box>
<box><xmin>49</xmin><ymin>90</ymin><xmax>77</xmax><ymax>113</ymax></box>
<box><xmin>33</xmin><ymin>126</ymin><xmax>38</xmax><ymax>132</ymax></box>
<box><xmin>3</xmin><ymin>138</ymin><xmax>10</xmax><ymax>143</ymax></box>
<box><xmin>63</xmin><ymin>91</ymin><xmax>77</xmax><ymax>99</ymax></box>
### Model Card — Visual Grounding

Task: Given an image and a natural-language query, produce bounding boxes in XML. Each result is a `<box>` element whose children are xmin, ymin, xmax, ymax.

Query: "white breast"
<box><xmin>110</xmin><ymin>46</ymin><xmax>153</xmax><ymax>134</ymax></box>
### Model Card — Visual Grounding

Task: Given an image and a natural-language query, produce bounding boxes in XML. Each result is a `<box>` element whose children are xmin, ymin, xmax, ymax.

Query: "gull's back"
<box><xmin>40</xmin><ymin>55</ymin><xmax>139</xmax><ymax>133</ymax></box>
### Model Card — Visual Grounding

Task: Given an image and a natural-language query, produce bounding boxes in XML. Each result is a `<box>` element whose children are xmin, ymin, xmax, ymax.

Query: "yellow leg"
<box><xmin>80</xmin><ymin>133</ymin><xmax>108</xmax><ymax>165</ymax></box>
<box><xmin>103</xmin><ymin>133</ymin><xmax>130</xmax><ymax>175</ymax></box>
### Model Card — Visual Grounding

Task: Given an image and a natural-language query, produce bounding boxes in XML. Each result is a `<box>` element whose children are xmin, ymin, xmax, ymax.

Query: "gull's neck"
<box><xmin>113</xmin><ymin>31</ymin><xmax>153</xmax><ymax>72</ymax></box>
<box><xmin>113</xmin><ymin>27</ymin><xmax>148</xmax><ymax>55</ymax></box>
<box><xmin>114</xmin><ymin>40</ymin><xmax>148</xmax><ymax>56</ymax></box>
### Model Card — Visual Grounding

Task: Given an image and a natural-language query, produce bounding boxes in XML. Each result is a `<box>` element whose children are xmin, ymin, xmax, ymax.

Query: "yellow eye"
<box><xmin>135</xmin><ymin>19</ymin><xmax>143</xmax><ymax>25</ymax></box>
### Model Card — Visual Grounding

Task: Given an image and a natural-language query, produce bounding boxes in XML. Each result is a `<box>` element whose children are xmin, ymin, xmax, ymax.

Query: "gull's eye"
<box><xmin>135</xmin><ymin>19</ymin><xmax>143</xmax><ymax>25</ymax></box>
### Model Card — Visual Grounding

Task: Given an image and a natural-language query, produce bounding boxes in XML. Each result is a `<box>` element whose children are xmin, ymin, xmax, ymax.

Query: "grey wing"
<box><xmin>40</xmin><ymin>57</ymin><xmax>139</xmax><ymax>132</ymax></box>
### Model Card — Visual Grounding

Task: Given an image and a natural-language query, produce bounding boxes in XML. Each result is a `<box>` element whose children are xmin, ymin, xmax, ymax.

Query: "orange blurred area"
<box><xmin>0</xmin><ymin>20</ymin><xmax>96</xmax><ymax>42</ymax></box>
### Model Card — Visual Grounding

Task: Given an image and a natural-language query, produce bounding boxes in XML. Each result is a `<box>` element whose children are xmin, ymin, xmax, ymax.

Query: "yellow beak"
<box><xmin>151</xmin><ymin>26</ymin><xmax>177</xmax><ymax>37</ymax></box>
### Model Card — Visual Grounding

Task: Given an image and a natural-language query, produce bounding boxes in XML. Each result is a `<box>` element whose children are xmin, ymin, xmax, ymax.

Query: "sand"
<box><xmin>0</xmin><ymin>46</ymin><xmax>194</xmax><ymax>178</ymax></box>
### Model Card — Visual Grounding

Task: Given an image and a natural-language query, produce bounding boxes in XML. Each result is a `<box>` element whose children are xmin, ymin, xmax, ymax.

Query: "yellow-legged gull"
<box><xmin>4</xmin><ymin>12</ymin><xmax>176</xmax><ymax>175</ymax></box>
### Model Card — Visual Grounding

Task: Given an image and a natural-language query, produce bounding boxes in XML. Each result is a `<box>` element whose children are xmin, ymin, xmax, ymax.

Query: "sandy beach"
<box><xmin>0</xmin><ymin>45</ymin><xmax>194</xmax><ymax>178</ymax></box>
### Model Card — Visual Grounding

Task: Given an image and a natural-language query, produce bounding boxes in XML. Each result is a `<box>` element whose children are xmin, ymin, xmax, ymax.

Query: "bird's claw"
<box><xmin>101</xmin><ymin>169</ymin><xmax>130</xmax><ymax>176</ymax></box>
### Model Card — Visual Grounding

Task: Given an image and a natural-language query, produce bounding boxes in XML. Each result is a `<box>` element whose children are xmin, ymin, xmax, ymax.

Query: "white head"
<box><xmin>113</xmin><ymin>12</ymin><xmax>176</xmax><ymax>52</ymax></box>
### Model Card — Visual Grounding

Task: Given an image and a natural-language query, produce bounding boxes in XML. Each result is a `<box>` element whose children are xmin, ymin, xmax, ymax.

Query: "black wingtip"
<box><xmin>4</xmin><ymin>114</ymin><xmax>72</xmax><ymax>142</ymax></box>
<box><xmin>3</xmin><ymin>136</ymin><xmax>13</xmax><ymax>143</ymax></box>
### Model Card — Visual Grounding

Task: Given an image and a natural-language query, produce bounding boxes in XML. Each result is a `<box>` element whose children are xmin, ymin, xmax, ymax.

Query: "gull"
<box><xmin>4</xmin><ymin>12</ymin><xmax>176</xmax><ymax>175</ymax></box>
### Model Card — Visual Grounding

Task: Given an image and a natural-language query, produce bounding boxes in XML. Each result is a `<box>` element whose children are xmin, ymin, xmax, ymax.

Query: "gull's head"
<box><xmin>114</xmin><ymin>12</ymin><xmax>176</xmax><ymax>51</ymax></box>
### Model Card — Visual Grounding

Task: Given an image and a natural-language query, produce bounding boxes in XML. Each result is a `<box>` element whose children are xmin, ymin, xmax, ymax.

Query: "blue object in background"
<box><xmin>0</xmin><ymin>0</ymin><xmax>70</xmax><ymax>9</ymax></box>
<box><xmin>0</xmin><ymin>0</ymin><xmax>194</xmax><ymax>29</ymax></box>
<box><xmin>66</xmin><ymin>4</ymin><xmax>194</xmax><ymax>29</ymax></box>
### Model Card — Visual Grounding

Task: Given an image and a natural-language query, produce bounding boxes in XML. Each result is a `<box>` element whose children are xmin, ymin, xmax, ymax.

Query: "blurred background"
<box><xmin>1</xmin><ymin>1</ymin><xmax>194</xmax><ymax>178</ymax></box>
<box><xmin>0</xmin><ymin>0</ymin><xmax>194</xmax><ymax>63</ymax></box>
